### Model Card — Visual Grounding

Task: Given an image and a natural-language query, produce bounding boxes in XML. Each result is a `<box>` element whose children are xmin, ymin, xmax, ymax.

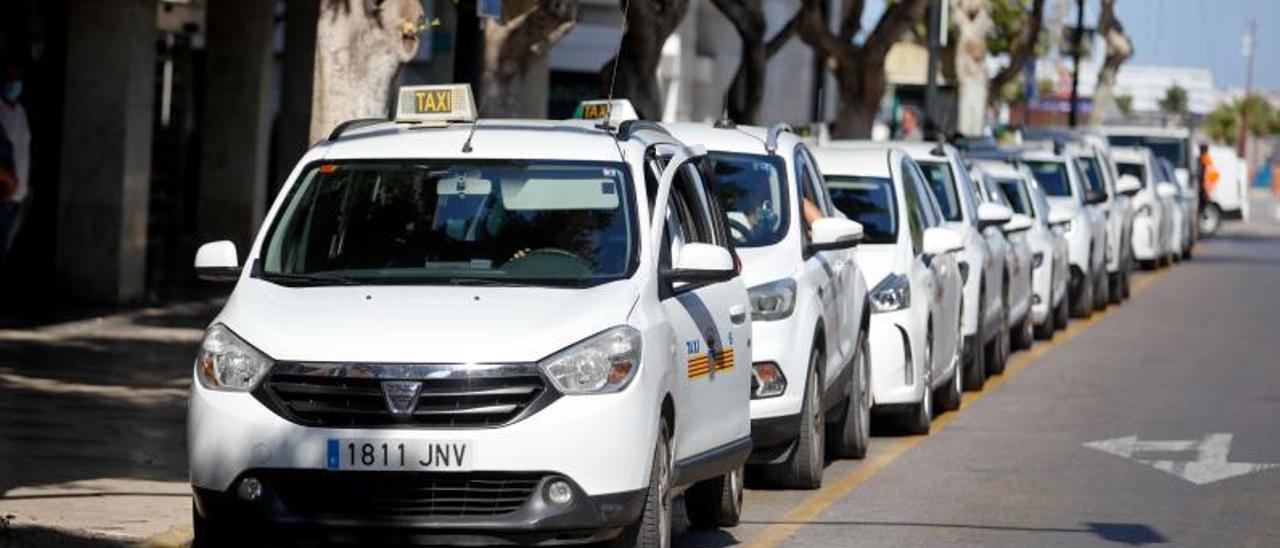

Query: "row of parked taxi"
<box><xmin>185</xmin><ymin>86</ymin><xmax>1201</xmax><ymax>547</ymax></box>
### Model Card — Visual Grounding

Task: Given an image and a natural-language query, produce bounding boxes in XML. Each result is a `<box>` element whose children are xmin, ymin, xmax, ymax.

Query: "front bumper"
<box><xmin>748</xmin><ymin>413</ymin><xmax>802</xmax><ymax>463</ymax></box>
<box><xmin>1132</xmin><ymin>216</ymin><xmax>1161</xmax><ymax>261</ymax></box>
<box><xmin>194</xmin><ymin>471</ymin><xmax>644</xmax><ymax>545</ymax></box>
<box><xmin>867</xmin><ymin>310</ymin><xmax>922</xmax><ymax>407</ymax></box>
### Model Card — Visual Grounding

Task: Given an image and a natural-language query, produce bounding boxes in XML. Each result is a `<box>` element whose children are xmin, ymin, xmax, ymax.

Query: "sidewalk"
<box><xmin>0</xmin><ymin>300</ymin><xmax>221</xmax><ymax>546</ymax></box>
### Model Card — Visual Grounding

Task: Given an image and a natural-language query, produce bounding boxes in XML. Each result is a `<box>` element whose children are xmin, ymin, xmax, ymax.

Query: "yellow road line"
<box><xmin>745</xmin><ymin>269</ymin><xmax>1170</xmax><ymax>548</ymax></box>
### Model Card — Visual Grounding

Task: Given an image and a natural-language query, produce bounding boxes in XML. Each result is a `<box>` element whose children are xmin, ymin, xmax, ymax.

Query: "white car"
<box><xmin>985</xmin><ymin>163</ymin><xmax>1071</xmax><ymax>338</ymax></box>
<box><xmin>890</xmin><ymin>142</ymin><xmax>1012</xmax><ymax>392</ymax></box>
<box><xmin>969</xmin><ymin>165</ymin><xmax>1036</xmax><ymax>354</ymax></box>
<box><xmin>664</xmin><ymin>122</ymin><xmax>868</xmax><ymax>488</ymax></box>
<box><xmin>1113</xmin><ymin>146</ymin><xmax>1178</xmax><ymax>267</ymax></box>
<box><xmin>1068</xmin><ymin>142</ymin><xmax>1137</xmax><ymax>303</ymax></box>
<box><xmin>1019</xmin><ymin>150</ymin><xmax>1109</xmax><ymax>319</ymax></box>
<box><xmin>188</xmin><ymin>90</ymin><xmax>753</xmax><ymax>546</ymax></box>
<box><xmin>1156</xmin><ymin>157</ymin><xmax>1194</xmax><ymax>261</ymax></box>
<box><xmin>1101</xmin><ymin>125</ymin><xmax>1200</xmax><ymax>242</ymax></box>
<box><xmin>814</xmin><ymin>146</ymin><xmax>964</xmax><ymax>435</ymax></box>
<box><xmin>1202</xmin><ymin>144</ymin><xmax>1248</xmax><ymax>236</ymax></box>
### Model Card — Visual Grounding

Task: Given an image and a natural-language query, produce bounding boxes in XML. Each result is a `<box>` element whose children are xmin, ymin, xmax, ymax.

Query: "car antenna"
<box><xmin>461</xmin><ymin>88</ymin><xmax>488</xmax><ymax>153</ymax></box>
<box><xmin>714</xmin><ymin>91</ymin><xmax>736</xmax><ymax>129</ymax></box>
<box><xmin>600</xmin><ymin>0</ymin><xmax>633</xmax><ymax>132</ymax></box>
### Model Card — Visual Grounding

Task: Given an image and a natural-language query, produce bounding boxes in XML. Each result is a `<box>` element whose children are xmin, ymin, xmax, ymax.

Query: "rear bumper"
<box><xmin>193</xmin><ymin>471</ymin><xmax>646</xmax><ymax>545</ymax></box>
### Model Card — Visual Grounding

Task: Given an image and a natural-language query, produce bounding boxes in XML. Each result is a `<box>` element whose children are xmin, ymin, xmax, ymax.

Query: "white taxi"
<box><xmin>188</xmin><ymin>89</ymin><xmax>753</xmax><ymax>547</ymax></box>
<box><xmin>1018</xmin><ymin>150</ymin><xmax>1108</xmax><ymax>319</ymax></box>
<box><xmin>1112</xmin><ymin>146</ymin><xmax>1177</xmax><ymax>267</ymax></box>
<box><xmin>814</xmin><ymin>146</ymin><xmax>964</xmax><ymax>435</ymax></box>
<box><xmin>662</xmin><ymin>121</ymin><xmax>868</xmax><ymax>489</ymax></box>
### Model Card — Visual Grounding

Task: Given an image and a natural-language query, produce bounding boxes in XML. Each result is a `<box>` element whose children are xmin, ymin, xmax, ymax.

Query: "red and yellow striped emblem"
<box><xmin>688</xmin><ymin>348</ymin><xmax>735</xmax><ymax>379</ymax></box>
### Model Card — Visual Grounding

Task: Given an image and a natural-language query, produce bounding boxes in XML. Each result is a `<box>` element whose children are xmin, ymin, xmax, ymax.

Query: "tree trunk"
<box><xmin>988</xmin><ymin>0</ymin><xmax>1046</xmax><ymax>102</ymax></box>
<box><xmin>599</xmin><ymin>0</ymin><xmax>690</xmax><ymax>120</ymax></box>
<box><xmin>481</xmin><ymin>0</ymin><xmax>578</xmax><ymax>118</ymax></box>
<box><xmin>709</xmin><ymin>0</ymin><xmax>799</xmax><ymax>124</ymax></box>
<box><xmin>952</xmin><ymin>0</ymin><xmax>992</xmax><ymax>136</ymax></box>
<box><xmin>829</xmin><ymin>55</ymin><xmax>886</xmax><ymax>138</ymax></box>
<box><xmin>1088</xmin><ymin>0</ymin><xmax>1132</xmax><ymax>127</ymax></box>
<box><xmin>310</xmin><ymin>0</ymin><xmax>424</xmax><ymax>143</ymax></box>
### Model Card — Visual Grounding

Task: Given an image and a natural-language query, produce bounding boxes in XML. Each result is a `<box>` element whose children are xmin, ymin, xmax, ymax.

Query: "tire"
<box><xmin>685</xmin><ymin>465</ymin><xmax>743</xmax><ymax>529</ymax></box>
<box><xmin>1034</xmin><ymin>307</ymin><xmax>1055</xmax><ymax>340</ymax></box>
<box><xmin>1107</xmin><ymin>273</ymin><xmax>1122</xmax><ymax>304</ymax></box>
<box><xmin>1012</xmin><ymin>312</ymin><xmax>1034</xmax><ymax>350</ymax></box>
<box><xmin>986</xmin><ymin>303</ymin><xmax>1009</xmax><ymax>375</ymax></box>
<box><xmin>1093</xmin><ymin>271</ymin><xmax>1109</xmax><ymax>311</ymax></box>
<box><xmin>1120</xmin><ymin>262</ymin><xmax>1132</xmax><ymax>299</ymax></box>
<box><xmin>1200</xmin><ymin>203</ymin><xmax>1221</xmax><ymax>236</ymax></box>
<box><xmin>612</xmin><ymin>422</ymin><xmax>672</xmax><ymax>548</ymax></box>
<box><xmin>904</xmin><ymin>329</ymin><xmax>933</xmax><ymax>434</ymax></box>
<box><xmin>763</xmin><ymin>355</ymin><xmax>824</xmax><ymax>489</ymax></box>
<box><xmin>936</xmin><ymin>345</ymin><xmax>963</xmax><ymax>412</ymax></box>
<box><xmin>1070</xmin><ymin>268</ymin><xmax>1093</xmax><ymax>319</ymax></box>
<box><xmin>963</xmin><ymin>295</ymin><xmax>987</xmax><ymax>391</ymax></box>
<box><xmin>1054</xmin><ymin>291</ymin><xmax>1070</xmax><ymax>331</ymax></box>
<box><xmin>829</xmin><ymin>332</ymin><xmax>870</xmax><ymax>459</ymax></box>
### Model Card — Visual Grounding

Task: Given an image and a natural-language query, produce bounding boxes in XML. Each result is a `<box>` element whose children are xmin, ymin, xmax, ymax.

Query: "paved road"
<box><xmin>2</xmin><ymin>194</ymin><xmax>1278</xmax><ymax>547</ymax></box>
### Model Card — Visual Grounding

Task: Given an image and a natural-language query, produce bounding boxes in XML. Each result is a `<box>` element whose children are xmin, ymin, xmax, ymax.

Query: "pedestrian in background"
<box><xmin>0</xmin><ymin>63</ymin><xmax>31</xmax><ymax>268</ymax></box>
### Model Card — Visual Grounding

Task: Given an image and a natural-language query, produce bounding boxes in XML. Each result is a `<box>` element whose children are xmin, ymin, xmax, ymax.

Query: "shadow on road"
<box><xmin>0</xmin><ymin>525</ymin><xmax>130</xmax><ymax>547</ymax></box>
<box><xmin>736</xmin><ymin>519</ymin><xmax>1169</xmax><ymax>545</ymax></box>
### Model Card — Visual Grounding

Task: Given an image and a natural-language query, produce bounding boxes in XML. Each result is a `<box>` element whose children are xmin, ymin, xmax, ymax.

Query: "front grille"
<box><xmin>254</xmin><ymin>363</ymin><xmax>553</xmax><ymax>428</ymax></box>
<box><xmin>265</xmin><ymin>470</ymin><xmax>543</xmax><ymax>518</ymax></box>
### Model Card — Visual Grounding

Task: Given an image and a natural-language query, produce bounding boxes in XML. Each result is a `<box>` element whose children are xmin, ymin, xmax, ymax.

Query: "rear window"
<box><xmin>825</xmin><ymin>175</ymin><xmax>897</xmax><ymax>244</ymax></box>
<box><xmin>1023</xmin><ymin>161</ymin><xmax>1073</xmax><ymax>197</ymax></box>
<box><xmin>1116</xmin><ymin>162</ymin><xmax>1147</xmax><ymax>187</ymax></box>
<box><xmin>916</xmin><ymin>161</ymin><xmax>963</xmax><ymax>222</ymax></box>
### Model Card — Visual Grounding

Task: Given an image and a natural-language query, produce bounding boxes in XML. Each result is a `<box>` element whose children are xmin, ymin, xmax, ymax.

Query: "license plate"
<box><xmin>326</xmin><ymin>439</ymin><xmax>473</xmax><ymax>471</ymax></box>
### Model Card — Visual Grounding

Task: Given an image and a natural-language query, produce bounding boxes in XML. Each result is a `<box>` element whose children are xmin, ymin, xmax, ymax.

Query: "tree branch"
<box><xmin>862</xmin><ymin>0</ymin><xmax>927</xmax><ymax>59</ymax></box>
<box><xmin>796</xmin><ymin>0</ymin><xmax>848</xmax><ymax>61</ymax></box>
<box><xmin>989</xmin><ymin>0</ymin><xmax>1046</xmax><ymax>97</ymax></box>
<box><xmin>838</xmin><ymin>0</ymin><xmax>866</xmax><ymax>42</ymax></box>
<box><xmin>765</xmin><ymin>11</ymin><xmax>801</xmax><ymax>57</ymax></box>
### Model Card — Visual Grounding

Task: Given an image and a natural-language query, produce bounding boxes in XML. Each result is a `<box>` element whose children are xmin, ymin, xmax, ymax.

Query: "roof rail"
<box><xmin>616</xmin><ymin>119</ymin><xmax>672</xmax><ymax>141</ymax></box>
<box><xmin>328</xmin><ymin>118</ymin><xmax>390</xmax><ymax>142</ymax></box>
<box><xmin>765</xmin><ymin>123</ymin><xmax>792</xmax><ymax>153</ymax></box>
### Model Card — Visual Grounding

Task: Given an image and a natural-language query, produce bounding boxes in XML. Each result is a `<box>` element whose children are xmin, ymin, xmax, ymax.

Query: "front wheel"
<box><xmin>1093</xmin><ymin>270</ymin><xmax>1109</xmax><ymax>311</ymax></box>
<box><xmin>685</xmin><ymin>465</ymin><xmax>743</xmax><ymax>529</ymax></box>
<box><xmin>987</xmin><ymin>304</ymin><xmax>1009</xmax><ymax>375</ymax></box>
<box><xmin>963</xmin><ymin>299</ymin><xmax>987</xmax><ymax>391</ymax></box>
<box><xmin>1200</xmin><ymin>203</ymin><xmax>1222</xmax><ymax>235</ymax></box>
<box><xmin>1011</xmin><ymin>312</ymin><xmax>1034</xmax><ymax>350</ymax></box>
<box><xmin>829</xmin><ymin>333</ymin><xmax>870</xmax><ymax>459</ymax></box>
<box><xmin>1071</xmin><ymin>269</ymin><xmax>1094</xmax><ymax>318</ymax></box>
<box><xmin>611</xmin><ymin>423</ymin><xmax>672</xmax><ymax>548</ymax></box>
<box><xmin>904</xmin><ymin>330</ymin><xmax>933</xmax><ymax>434</ymax></box>
<box><xmin>763</xmin><ymin>356</ymin><xmax>824</xmax><ymax>489</ymax></box>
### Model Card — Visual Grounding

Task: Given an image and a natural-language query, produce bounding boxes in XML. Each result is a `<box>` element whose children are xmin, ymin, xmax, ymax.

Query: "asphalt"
<box><xmin>1</xmin><ymin>194</ymin><xmax>1278</xmax><ymax>547</ymax></box>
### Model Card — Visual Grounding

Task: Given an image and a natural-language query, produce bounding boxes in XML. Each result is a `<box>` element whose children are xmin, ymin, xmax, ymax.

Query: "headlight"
<box><xmin>748</xmin><ymin>279</ymin><xmax>796</xmax><ymax>321</ymax></box>
<box><xmin>1135</xmin><ymin>204</ymin><xmax>1152</xmax><ymax>217</ymax></box>
<box><xmin>540</xmin><ymin>326</ymin><xmax>641</xmax><ymax>395</ymax></box>
<box><xmin>197</xmin><ymin>324</ymin><xmax>273</xmax><ymax>391</ymax></box>
<box><xmin>1032</xmin><ymin>252</ymin><xmax>1044</xmax><ymax>268</ymax></box>
<box><xmin>870</xmin><ymin>273</ymin><xmax>910</xmax><ymax>313</ymax></box>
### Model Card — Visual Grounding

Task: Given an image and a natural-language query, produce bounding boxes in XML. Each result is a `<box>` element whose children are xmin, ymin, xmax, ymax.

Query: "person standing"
<box><xmin>0</xmin><ymin>63</ymin><xmax>31</xmax><ymax>267</ymax></box>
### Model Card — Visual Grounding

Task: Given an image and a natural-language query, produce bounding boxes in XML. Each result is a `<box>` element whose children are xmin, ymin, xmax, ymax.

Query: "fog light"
<box><xmin>751</xmin><ymin>362</ymin><xmax>787</xmax><ymax>399</ymax></box>
<box><xmin>237</xmin><ymin>477</ymin><xmax>263</xmax><ymax>501</ymax></box>
<box><xmin>547</xmin><ymin>480</ymin><xmax>573</xmax><ymax>505</ymax></box>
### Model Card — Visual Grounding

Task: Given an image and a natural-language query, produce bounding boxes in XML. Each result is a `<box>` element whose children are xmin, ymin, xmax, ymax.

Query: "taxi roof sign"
<box><xmin>395</xmin><ymin>84</ymin><xmax>477</xmax><ymax>124</ymax></box>
<box><xmin>574</xmin><ymin>99</ymin><xmax>639</xmax><ymax>126</ymax></box>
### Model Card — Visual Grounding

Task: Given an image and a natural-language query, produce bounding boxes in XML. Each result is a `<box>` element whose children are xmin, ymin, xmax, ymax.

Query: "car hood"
<box><xmin>854</xmin><ymin>244</ymin><xmax>900</xmax><ymax>289</ymax></box>
<box><xmin>214</xmin><ymin>279</ymin><xmax>639</xmax><ymax>363</ymax></box>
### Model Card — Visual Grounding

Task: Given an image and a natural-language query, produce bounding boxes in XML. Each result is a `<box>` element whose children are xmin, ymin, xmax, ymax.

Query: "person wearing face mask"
<box><xmin>0</xmin><ymin>63</ymin><xmax>30</xmax><ymax>268</ymax></box>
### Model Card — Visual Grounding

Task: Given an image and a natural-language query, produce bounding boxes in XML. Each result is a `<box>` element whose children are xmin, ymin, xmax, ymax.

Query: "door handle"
<box><xmin>730</xmin><ymin>305</ymin><xmax>748</xmax><ymax>325</ymax></box>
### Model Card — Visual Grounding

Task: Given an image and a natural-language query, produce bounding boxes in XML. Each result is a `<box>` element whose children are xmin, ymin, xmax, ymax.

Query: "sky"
<box><xmin>1109</xmin><ymin>0</ymin><xmax>1278</xmax><ymax>92</ymax></box>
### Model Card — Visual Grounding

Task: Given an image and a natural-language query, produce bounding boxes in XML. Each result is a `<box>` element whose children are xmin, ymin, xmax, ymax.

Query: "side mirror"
<box><xmin>195</xmin><ymin>240</ymin><xmax>241</xmax><ymax>283</ymax></box>
<box><xmin>1156</xmin><ymin>182</ymin><xmax>1179</xmax><ymax>199</ymax></box>
<box><xmin>663</xmin><ymin>243</ymin><xmax>737</xmax><ymax>284</ymax></box>
<box><xmin>923</xmin><ymin>227</ymin><xmax>964</xmax><ymax>256</ymax></box>
<box><xmin>1003</xmin><ymin>214</ymin><xmax>1034</xmax><ymax>234</ymax></box>
<box><xmin>976</xmin><ymin>202</ymin><xmax>1013</xmax><ymax>231</ymax></box>
<box><xmin>808</xmin><ymin>218</ymin><xmax>864</xmax><ymax>252</ymax></box>
<box><xmin>1086</xmin><ymin>189</ymin><xmax>1108</xmax><ymax>205</ymax></box>
<box><xmin>1116</xmin><ymin>174</ymin><xmax>1142</xmax><ymax>196</ymax></box>
<box><xmin>1047</xmin><ymin>207</ymin><xmax>1073</xmax><ymax>227</ymax></box>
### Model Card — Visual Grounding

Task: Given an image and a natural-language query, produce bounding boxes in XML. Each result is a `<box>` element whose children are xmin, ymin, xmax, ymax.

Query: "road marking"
<box><xmin>745</xmin><ymin>269</ymin><xmax>1170</xmax><ymax>548</ymax></box>
<box><xmin>1085</xmin><ymin>433</ymin><xmax>1280</xmax><ymax>486</ymax></box>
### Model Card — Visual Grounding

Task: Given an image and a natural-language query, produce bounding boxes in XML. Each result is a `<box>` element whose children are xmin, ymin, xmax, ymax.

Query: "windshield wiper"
<box><xmin>260</xmin><ymin>272</ymin><xmax>363</xmax><ymax>287</ymax></box>
<box><xmin>445</xmin><ymin>278</ymin><xmax>531</xmax><ymax>287</ymax></box>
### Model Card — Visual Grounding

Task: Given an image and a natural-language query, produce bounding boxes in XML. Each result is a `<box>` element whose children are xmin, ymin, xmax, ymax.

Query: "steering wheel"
<box><xmin>728</xmin><ymin>218</ymin><xmax>753</xmax><ymax>242</ymax></box>
<box><xmin>504</xmin><ymin>247</ymin><xmax>594</xmax><ymax>277</ymax></box>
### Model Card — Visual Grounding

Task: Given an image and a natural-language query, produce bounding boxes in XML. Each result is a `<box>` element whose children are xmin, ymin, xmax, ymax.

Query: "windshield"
<box><xmin>707</xmin><ymin>152</ymin><xmax>789</xmax><ymax>248</ymax></box>
<box><xmin>1116</xmin><ymin>162</ymin><xmax>1148</xmax><ymax>187</ymax></box>
<box><xmin>1074</xmin><ymin>155</ymin><xmax>1107</xmax><ymax>197</ymax></box>
<box><xmin>825</xmin><ymin>175</ymin><xmax>897</xmax><ymax>244</ymax></box>
<box><xmin>1024</xmin><ymin>160</ymin><xmax>1073</xmax><ymax>197</ymax></box>
<box><xmin>260</xmin><ymin>160</ymin><xmax>636</xmax><ymax>287</ymax></box>
<box><xmin>1108</xmin><ymin>135</ymin><xmax>1187</xmax><ymax>168</ymax></box>
<box><xmin>916</xmin><ymin>161</ymin><xmax>963</xmax><ymax>222</ymax></box>
<box><xmin>995</xmin><ymin>178</ymin><xmax>1034</xmax><ymax>218</ymax></box>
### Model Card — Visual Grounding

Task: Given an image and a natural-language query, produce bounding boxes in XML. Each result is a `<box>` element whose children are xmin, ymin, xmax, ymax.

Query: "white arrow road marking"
<box><xmin>1084</xmin><ymin>433</ymin><xmax>1280</xmax><ymax>486</ymax></box>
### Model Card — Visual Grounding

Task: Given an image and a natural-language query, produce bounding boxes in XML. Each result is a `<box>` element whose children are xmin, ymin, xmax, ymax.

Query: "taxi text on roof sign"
<box><xmin>574</xmin><ymin>99</ymin><xmax>639</xmax><ymax>125</ymax></box>
<box><xmin>395</xmin><ymin>84</ymin><xmax>477</xmax><ymax>124</ymax></box>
